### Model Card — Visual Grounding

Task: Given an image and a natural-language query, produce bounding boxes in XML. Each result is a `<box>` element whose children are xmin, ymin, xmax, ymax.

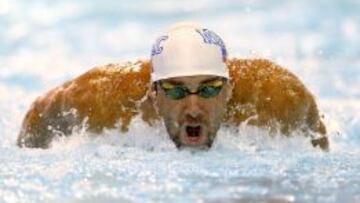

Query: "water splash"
<box><xmin>1</xmin><ymin>0</ymin><xmax>359</xmax><ymax>202</ymax></box>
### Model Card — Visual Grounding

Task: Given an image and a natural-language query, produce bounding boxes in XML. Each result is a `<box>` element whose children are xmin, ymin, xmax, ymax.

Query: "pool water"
<box><xmin>0</xmin><ymin>0</ymin><xmax>359</xmax><ymax>202</ymax></box>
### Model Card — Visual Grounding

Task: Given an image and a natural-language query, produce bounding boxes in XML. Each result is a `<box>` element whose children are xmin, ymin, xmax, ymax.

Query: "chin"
<box><xmin>178</xmin><ymin>144</ymin><xmax>211</xmax><ymax>151</ymax></box>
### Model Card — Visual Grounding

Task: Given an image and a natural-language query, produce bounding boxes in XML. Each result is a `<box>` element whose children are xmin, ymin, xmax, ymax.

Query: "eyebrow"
<box><xmin>161</xmin><ymin>79</ymin><xmax>183</xmax><ymax>85</ymax></box>
<box><xmin>200</xmin><ymin>77</ymin><xmax>223</xmax><ymax>84</ymax></box>
<box><xmin>161</xmin><ymin>77</ymin><xmax>223</xmax><ymax>86</ymax></box>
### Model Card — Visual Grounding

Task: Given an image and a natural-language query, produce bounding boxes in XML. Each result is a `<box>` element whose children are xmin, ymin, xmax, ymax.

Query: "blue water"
<box><xmin>0</xmin><ymin>0</ymin><xmax>359</xmax><ymax>202</ymax></box>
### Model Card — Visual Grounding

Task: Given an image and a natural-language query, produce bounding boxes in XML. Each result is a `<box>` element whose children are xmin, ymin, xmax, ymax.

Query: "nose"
<box><xmin>184</xmin><ymin>95</ymin><xmax>203</xmax><ymax>120</ymax></box>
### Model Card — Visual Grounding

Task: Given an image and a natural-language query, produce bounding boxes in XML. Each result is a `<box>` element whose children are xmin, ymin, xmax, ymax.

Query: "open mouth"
<box><xmin>185</xmin><ymin>125</ymin><xmax>202</xmax><ymax>144</ymax></box>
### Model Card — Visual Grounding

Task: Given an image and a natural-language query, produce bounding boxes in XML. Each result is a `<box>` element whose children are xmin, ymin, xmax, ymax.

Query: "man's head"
<box><xmin>149</xmin><ymin>22</ymin><xmax>232</xmax><ymax>149</ymax></box>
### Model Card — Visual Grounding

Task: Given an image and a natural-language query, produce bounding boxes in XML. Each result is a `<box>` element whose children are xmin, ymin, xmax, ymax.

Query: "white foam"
<box><xmin>0</xmin><ymin>0</ymin><xmax>359</xmax><ymax>202</ymax></box>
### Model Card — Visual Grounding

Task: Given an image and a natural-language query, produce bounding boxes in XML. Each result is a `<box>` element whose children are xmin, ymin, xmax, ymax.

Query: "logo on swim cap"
<box><xmin>196</xmin><ymin>29</ymin><xmax>227</xmax><ymax>62</ymax></box>
<box><xmin>151</xmin><ymin>35</ymin><xmax>168</xmax><ymax>56</ymax></box>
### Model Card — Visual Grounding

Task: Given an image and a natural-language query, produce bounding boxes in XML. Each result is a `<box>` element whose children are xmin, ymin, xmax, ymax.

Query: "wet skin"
<box><xmin>17</xmin><ymin>59</ymin><xmax>329</xmax><ymax>150</ymax></box>
<box><xmin>150</xmin><ymin>75</ymin><xmax>233</xmax><ymax>149</ymax></box>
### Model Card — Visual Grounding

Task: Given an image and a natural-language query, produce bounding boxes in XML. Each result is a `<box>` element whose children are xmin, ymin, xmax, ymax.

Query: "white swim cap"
<box><xmin>150</xmin><ymin>22</ymin><xmax>229</xmax><ymax>81</ymax></box>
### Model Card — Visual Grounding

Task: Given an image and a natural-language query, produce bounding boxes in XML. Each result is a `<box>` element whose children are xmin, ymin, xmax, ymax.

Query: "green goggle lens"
<box><xmin>160</xmin><ymin>80</ymin><xmax>225</xmax><ymax>100</ymax></box>
<box><xmin>165</xmin><ymin>86</ymin><xmax>188</xmax><ymax>100</ymax></box>
<box><xmin>198</xmin><ymin>86</ymin><xmax>222</xmax><ymax>98</ymax></box>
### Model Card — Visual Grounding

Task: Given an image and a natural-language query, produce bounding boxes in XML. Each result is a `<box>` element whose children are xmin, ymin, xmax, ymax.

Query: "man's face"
<box><xmin>151</xmin><ymin>75</ymin><xmax>232</xmax><ymax>149</ymax></box>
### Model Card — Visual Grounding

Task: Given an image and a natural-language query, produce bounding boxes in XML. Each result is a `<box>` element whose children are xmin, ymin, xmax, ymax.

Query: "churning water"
<box><xmin>0</xmin><ymin>0</ymin><xmax>359</xmax><ymax>202</ymax></box>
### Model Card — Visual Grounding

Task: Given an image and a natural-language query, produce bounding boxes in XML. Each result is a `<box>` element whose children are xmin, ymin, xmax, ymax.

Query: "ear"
<box><xmin>147</xmin><ymin>83</ymin><xmax>159</xmax><ymax>113</ymax></box>
<box><xmin>147</xmin><ymin>83</ymin><xmax>157</xmax><ymax>101</ymax></box>
<box><xmin>225</xmin><ymin>80</ymin><xmax>233</xmax><ymax>102</ymax></box>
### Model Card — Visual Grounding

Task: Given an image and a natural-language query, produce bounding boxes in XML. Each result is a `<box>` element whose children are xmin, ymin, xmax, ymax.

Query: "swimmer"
<box><xmin>17</xmin><ymin>22</ymin><xmax>329</xmax><ymax>150</ymax></box>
